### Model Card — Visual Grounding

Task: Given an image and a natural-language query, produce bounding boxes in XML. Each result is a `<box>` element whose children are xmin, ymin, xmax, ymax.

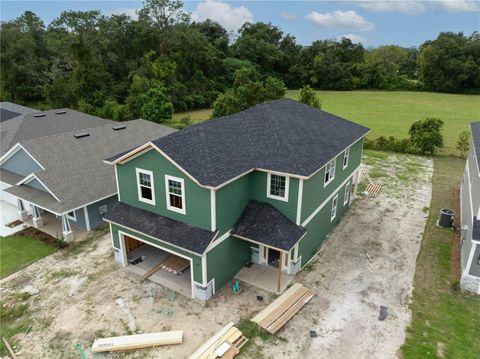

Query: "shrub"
<box><xmin>409</xmin><ymin>117</ymin><xmax>444</xmax><ymax>155</ymax></box>
<box><xmin>299</xmin><ymin>85</ymin><xmax>321</xmax><ymax>109</ymax></box>
<box><xmin>456</xmin><ymin>130</ymin><xmax>470</xmax><ymax>158</ymax></box>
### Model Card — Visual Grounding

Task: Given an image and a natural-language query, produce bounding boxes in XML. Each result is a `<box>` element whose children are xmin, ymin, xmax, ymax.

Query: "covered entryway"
<box><xmin>119</xmin><ymin>232</ymin><xmax>194</xmax><ymax>298</ymax></box>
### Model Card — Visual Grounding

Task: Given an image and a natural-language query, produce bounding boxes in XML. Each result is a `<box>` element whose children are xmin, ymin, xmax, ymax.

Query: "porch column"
<box><xmin>31</xmin><ymin>204</ymin><xmax>44</xmax><ymax>228</ymax></box>
<box><xmin>353</xmin><ymin>168</ymin><xmax>361</xmax><ymax>198</ymax></box>
<box><xmin>61</xmin><ymin>214</ymin><xmax>74</xmax><ymax>242</ymax></box>
<box><xmin>277</xmin><ymin>252</ymin><xmax>283</xmax><ymax>293</ymax></box>
<box><xmin>17</xmin><ymin>199</ymin><xmax>28</xmax><ymax>221</ymax></box>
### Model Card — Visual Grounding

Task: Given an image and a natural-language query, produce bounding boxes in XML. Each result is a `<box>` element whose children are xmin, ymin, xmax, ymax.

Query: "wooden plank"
<box><xmin>258</xmin><ymin>286</ymin><xmax>309</xmax><ymax>329</ymax></box>
<box><xmin>277</xmin><ymin>252</ymin><xmax>282</xmax><ymax>293</ymax></box>
<box><xmin>140</xmin><ymin>258</ymin><xmax>167</xmax><ymax>282</ymax></box>
<box><xmin>266</xmin><ymin>290</ymin><xmax>316</xmax><ymax>334</ymax></box>
<box><xmin>251</xmin><ymin>283</ymin><xmax>303</xmax><ymax>324</ymax></box>
<box><xmin>2</xmin><ymin>337</ymin><xmax>17</xmax><ymax>359</ymax></box>
<box><xmin>161</xmin><ymin>254</ymin><xmax>190</xmax><ymax>274</ymax></box>
<box><xmin>188</xmin><ymin>322</ymin><xmax>235</xmax><ymax>359</ymax></box>
<box><xmin>91</xmin><ymin>331</ymin><xmax>183</xmax><ymax>353</ymax></box>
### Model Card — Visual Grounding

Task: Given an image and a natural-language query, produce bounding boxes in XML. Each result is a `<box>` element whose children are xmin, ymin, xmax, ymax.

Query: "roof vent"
<box><xmin>55</xmin><ymin>110</ymin><xmax>67</xmax><ymax>115</ymax></box>
<box><xmin>73</xmin><ymin>132</ymin><xmax>90</xmax><ymax>139</ymax></box>
<box><xmin>33</xmin><ymin>113</ymin><xmax>46</xmax><ymax>118</ymax></box>
<box><xmin>112</xmin><ymin>124</ymin><xmax>126</xmax><ymax>131</ymax></box>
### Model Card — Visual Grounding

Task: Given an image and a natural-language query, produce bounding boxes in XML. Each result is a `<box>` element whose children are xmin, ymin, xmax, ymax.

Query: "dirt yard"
<box><xmin>0</xmin><ymin>151</ymin><xmax>433</xmax><ymax>359</ymax></box>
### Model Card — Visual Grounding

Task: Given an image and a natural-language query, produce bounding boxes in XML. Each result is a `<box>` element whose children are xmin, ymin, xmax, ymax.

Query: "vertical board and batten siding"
<box><xmin>110</xmin><ymin>223</ymin><xmax>203</xmax><ymax>283</ymax></box>
<box><xmin>1</xmin><ymin>148</ymin><xmax>42</xmax><ymax>176</ymax></box>
<box><xmin>301</xmin><ymin>138</ymin><xmax>363</xmax><ymax>224</ymax></box>
<box><xmin>116</xmin><ymin>149</ymin><xmax>211</xmax><ymax>231</ymax></box>
<box><xmin>87</xmin><ymin>195</ymin><xmax>118</xmax><ymax>229</ymax></box>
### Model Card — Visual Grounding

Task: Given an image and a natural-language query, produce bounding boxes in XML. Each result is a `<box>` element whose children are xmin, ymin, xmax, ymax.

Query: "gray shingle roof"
<box><xmin>232</xmin><ymin>200</ymin><xmax>306</xmax><ymax>251</ymax></box>
<box><xmin>0</xmin><ymin>102</ymin><xmax>38</xmax><ymax>123</ymax></box>
<box><xmin>103</xmin><ymin>202</ymin><xmax>216</xmax><ymax>255</ymax></box>
<box><xmin>1</xmin><ymin>108</ymin><xmax>112</xmax><ymax>155</ymax></box>
<box><xmin>0</xmin><ymin>168</ymin><xmax>23</xmax><ymax>185</ymax></box>
<box><xmin>1</xmin><ymin>109</ymin><xmax>21</xmax><ymax>123</ymax></box>
<box><xmin>4</xmin><ymin>120</ymin><xmax>176</xmax><ymax>214</ymax></box>
<box><xmin>148</xmin><ymin>99</ymin><xmax>369</xmax><ymax>188</ymax></box>
<box><xmin>471</xmin><ymin>122</ymin><xmax>480</xmax><ymax>171</ymax></box>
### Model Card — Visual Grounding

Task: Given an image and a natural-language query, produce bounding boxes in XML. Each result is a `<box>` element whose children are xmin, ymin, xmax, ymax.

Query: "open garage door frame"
<box><xmin>117</xmin><ymin>229</ymin><xmax>195</xmax><ymax>299</ymax></box>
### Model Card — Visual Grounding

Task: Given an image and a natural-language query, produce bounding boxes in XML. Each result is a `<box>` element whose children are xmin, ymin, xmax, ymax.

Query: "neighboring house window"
<box><xmin>324</xmin><ymin>158</ymin><xmax>336</xmax><ymax>186</ymax></box>
<box><xmin>267</xmin><ymin>173</ymin><xmax>289</xmax><ymax>201</ymax></box>
<box><xmin>67</xmin><ymin>211</ymin><xmax>76</xmax><ymax>221</ymax></box>
<box><xmin>331</xmin><ymin>194</ymin><xmax>338</xmax><ymax>221</ymax></box>
<box><xmin>165</xmin><ymin>175</ymin><xmax>185</xmax><ymax>214</ymax></box>
<box><xmin>343</xmin><ymin>148</ymin><xmax>350</xmax><ymax>169</ymax></box>
<box><xmin>136</xmin><ymin>169</ymin><xmax>155</xmax><ymax>205</ymax></box>
<box><xmin>344</xmin><ymin>181</ymin><xmax>351</xmax><ymax>205</ymax></box>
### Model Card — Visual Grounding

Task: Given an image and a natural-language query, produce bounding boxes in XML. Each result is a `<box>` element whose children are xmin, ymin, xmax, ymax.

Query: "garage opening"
<box><xmin>122</xmin><ymin>234</ymin><xmax>193</xmax><ymax>298</ymax></box>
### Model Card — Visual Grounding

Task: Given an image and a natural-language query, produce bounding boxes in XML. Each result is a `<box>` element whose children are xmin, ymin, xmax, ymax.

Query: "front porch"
<box><xmin>235</xmin><ymin>263</ymin><xmax>294</xmax><ymax>293</ymax></box>
<box><xmin>23</xmin><ymin>210</ymin><xmax>88</xmax><ymax>242</ymax></box>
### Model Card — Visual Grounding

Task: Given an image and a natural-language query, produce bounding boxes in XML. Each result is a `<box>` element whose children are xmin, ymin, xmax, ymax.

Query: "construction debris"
<box><xmin>160</xmin><ymin>254</ymin><xmax>190</xmax><ymax>274</ymax></box>
<box><xmin>91</xmin><ymin>331</ymin><xmax>183</xmax><ymax>353</ymax></box>
<box><xmin>309</xmin><ymin>330</ymin><xmax>318</xmax><ymax>338</ymax></box>
<box><xmin>365</xmin><ymin>251</ymin><xmax>374</xmax><ymax>270</ymax></box>
<box><xmin>2</xmin><ymin>337</ymin><xmax>17</xmax><ymax>359</ymax></box>
<box><xmin>361</xmin><ymin>168</ymin><xmax>383</xmax><ymax>197</ymax></box>
<box><xmin>251</xmin><ymin>283</ymin><xmax>316</xmax><ymax>334</ymax></box>
<box><xmin>188</xmin><ymin>322</ymin><xmax>248</xmax><ymax>359</ymax></box>
<box><xmin>379</xmin><ymin>306</ymin><xmax>388</xmax><ymax>321</ymax></box>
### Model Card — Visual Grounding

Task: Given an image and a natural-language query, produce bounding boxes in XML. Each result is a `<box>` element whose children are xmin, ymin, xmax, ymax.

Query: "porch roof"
<box><xmin>0</xmin><ymin>168</ymin><xmax>23</xmax><ymax>185</ymax></box>
<box><xmin>5</xmin><ymin>183</ymin><xmax>64</xmax><ymax>213</ymax></box>
<box><xmin>103</xmin><ymin>202</ymin><xmax>216</xmax><ymax>255</ymax></box>
<box><xmin>231</xmin><ymin>200</ymin><xmax>306</xmax><ymax>251</ymax></box>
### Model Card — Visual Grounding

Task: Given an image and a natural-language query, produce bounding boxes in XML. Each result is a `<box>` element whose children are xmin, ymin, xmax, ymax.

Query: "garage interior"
<box><xmin>123</xmin><ymin>235</ymin><xmax>193</xmax><ymax>298</ymax></box>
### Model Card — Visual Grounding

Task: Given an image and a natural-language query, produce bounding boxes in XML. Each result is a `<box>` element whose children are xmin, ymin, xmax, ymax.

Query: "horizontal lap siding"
<box><xmin>88</xmin><ymin>195</ymin><xmax>118</xmax><ymax>229</ymax></box>
<box><xmin>110</xmin><ymin>223</ymin><xmax>203</xmax><ymax>283</ymax></box>
<box><xmin>116</xmin><ymin>149</ymin><xmax>211</xmax><ymax>230</ymax></box>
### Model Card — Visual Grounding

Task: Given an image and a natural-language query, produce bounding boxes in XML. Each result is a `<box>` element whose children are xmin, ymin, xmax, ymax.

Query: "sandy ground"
<box><xmin>0</xmin><ymin>152</ymin><xmax>433</xmax><ymax>359</ymax></box>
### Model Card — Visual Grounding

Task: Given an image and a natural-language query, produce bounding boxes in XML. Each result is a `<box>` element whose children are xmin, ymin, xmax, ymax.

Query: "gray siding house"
<box><xmin>0</xmin><ymin>108</ymin><xmax>175</xmax><ymax>241</ymax></box>
<box><xmin>460</xmin><ymin>121</ymin><xmax>480</xmax><ymax>294</ymax></box>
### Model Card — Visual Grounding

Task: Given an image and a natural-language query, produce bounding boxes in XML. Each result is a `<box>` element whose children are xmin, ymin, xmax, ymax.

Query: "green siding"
<box><xmin>206</xmin><ymin>236</ymin><xmax>251</xmax><ymax>292</ymax></box>
<box><xmin>110</xmin><ymin>223</ymin><xmax>203</xmax><ymax>283</ymax></box>
<box><xmin>116</xmin><ymin>149</ymin><xmax>211</xmax><ymax>230</ymax></box>
<box><xmin>301</xmin><ymin>138</ymin><xmax>363</xmax><ymax>223</ymax></box>
<box><xmin>249</xmin><ymin>171</ymin><xmax>299</xmax><ymax>222</ymax></box>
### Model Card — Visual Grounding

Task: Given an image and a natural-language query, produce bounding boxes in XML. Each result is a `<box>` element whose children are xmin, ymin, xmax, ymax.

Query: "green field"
<box><xmin>171</xmin><ymin>91</ymin><xmax>480</xmax><ymax>155</ymax></box>
<box><xmin>0</xmin><ymin>235</ymin><xmax>56</xmax><ymax>278</ymax></box>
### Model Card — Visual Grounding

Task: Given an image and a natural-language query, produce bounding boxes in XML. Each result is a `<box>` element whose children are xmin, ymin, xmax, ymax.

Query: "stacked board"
<box><xmin>91</xmin><ymin>331</ymin><xmax>183</xmax><ymax>353</ymax></box>
<box><xmin>161</xmin><ymin>254</ymin><xmax>190</xmax><ymax>274</ymax></box>
<box><xmin>188</xmin><ymin>322</ymin><xmax>248</xmax><ymax>359</ymax></box>
<box><xmin>251</xmin><ymin>283</ymin><xmax>315</xmax><ymax>334</ymax></box>
<box><xmin>364</xmin><ymin>182</ymin><xmax>383</xmax><ymax>197</ymax></box>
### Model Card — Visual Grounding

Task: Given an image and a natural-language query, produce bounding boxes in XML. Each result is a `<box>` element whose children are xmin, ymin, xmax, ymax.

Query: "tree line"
<box><xmin>1</xmin><ymin>0</ymin><xmax>479</xmax><ymax>122</ymax></box>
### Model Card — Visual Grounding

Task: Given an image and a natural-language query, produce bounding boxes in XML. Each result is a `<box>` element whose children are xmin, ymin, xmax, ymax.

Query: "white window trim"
<box><xmin>67</xmin><ymin>210</ymin><xmax>76</xmax><ymax>221</ymax></box>
<box><xmin>344</xmin><ymin>181</ymin><xmax>351</xmax><ymax>206</ymax></box>
<box><xmin>331</xmin><ymin>194</ymin><xmax>338</xmax><ymax>222</ymax></box>
<box><xmin>266</xmin><ymin>172</ymin><xmax>290</xmax><ymax>202</ymax></box>
<box><xmin>165</xmin><ymin>175</ymin><xmax>186</xmax><ymax>215</ymax></box>
<box><xmin>324</xmin><ymin>158</ymin><xmax>336</xmax><ymax>187</ymax></box>
<box><xmin>343</xmin><ymin>148</ymin><xmax>350</xmax><ymax>169</ymax></box>
<box><xmin>136</xmin><ymin>168</ymin><xmax>155</xmax><ymax>205</ymax></box>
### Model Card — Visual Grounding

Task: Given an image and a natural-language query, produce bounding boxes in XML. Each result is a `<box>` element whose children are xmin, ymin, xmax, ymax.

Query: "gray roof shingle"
<box><xmin>231</xmin><ymin>200</ymin><xmax>306</xmax><ymax>251</ymax></box>
<box><xmin>471</xmin><ymin>122</ymin><xmax>480</xmax><ymax>171</ymax></box>
<box><xmin>103</xmin><ymin>202</ymin><xmax>216</xmax><ymax>255</ymax></box>
<box><xmin>148</xmin><ymin>99</ymin><xmax>369</xmax><ymax>187</ymax></box>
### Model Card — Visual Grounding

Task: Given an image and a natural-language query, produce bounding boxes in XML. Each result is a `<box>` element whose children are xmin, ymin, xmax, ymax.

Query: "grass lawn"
<box><xmin>0</xmin><ymin>235</ymin><xmax>56</xmax><ymax>279</ymax></box>
<box><xmin>171</xmin><ymin>91</ymin><xmax>479</xmax><ymax>155</ymax></box>
<box><xmin>401</xmin><ymin>156</ymin><xmax>480</xmax><ymax>358</ymax></box>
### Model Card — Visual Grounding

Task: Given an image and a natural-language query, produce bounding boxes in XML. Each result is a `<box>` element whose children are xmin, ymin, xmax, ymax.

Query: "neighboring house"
<box><xmin>0</xmin><ymin>102</ymin><xmax>38</xmax><ymax>123</ymax></box>
<box><xmin>460</xmin><ymin>121</ymin><xmax>480</xmax><ymax>294</ymax></box>
<box><xmin>103</xmin><ymin>99</ymin><xmax>369</xmax><ymax>300</ymax></box>
<box><xmin>0</xmin><ymin>108</ymin><xmax>176</xmax><ymax>241</ymax></box>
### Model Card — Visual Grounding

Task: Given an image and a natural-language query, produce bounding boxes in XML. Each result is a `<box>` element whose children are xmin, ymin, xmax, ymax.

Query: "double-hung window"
<box><xmin>136</xmin><ymin>169</ymin><xmax>155</xmax><ymax>205</ymax></box>
<box><xmin>331</xmin><ymin>194</ymin><xmax>338</xmax><ymax>221</ymax></box>
<box><xmin>344</xmin><ymin>181</ymin><xmax>351</xmax><ymax>205</ymax></box>
<box><xmin>165</xmin><ymin>175</ymin><xmax>185</xmax><ymax>214</ymax></box>
<box><xmin>343</xmin><ymin>148</ymin><xmax>350</xmax><ymax>169</ymax></box>
<box><xmin>67</xmin><ymin>211</ymin><xmax>76</xmax><ymax>221</ymax></box>
<box><xmin>267</xmin><ymin>173</ymin><xmax>289</xmax><ymax>202</ymax></box>
<box><xmin>324</xmin><ymin>158</ymin><xmax>336</xmax><ymax>186</ymax></box>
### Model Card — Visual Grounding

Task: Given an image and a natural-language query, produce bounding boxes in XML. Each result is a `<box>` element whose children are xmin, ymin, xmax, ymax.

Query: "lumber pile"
<box><xmin>364</xmin><ymin>182</ymin><xmax>383</xmax><ymax>197</ymax></box>
<box><xmin>161</xmin><ymin>254</ymin><xmax>190</xmax><ymax>274</ymax></box>
<box><xmin>188</xmin><ymin>322</ymin><xmax>248</xmax><ymax>359</ymax></box>
<box><xmin>91</xmin><ymin>331</ymin><xmax>183</xmax><ymax>353</ymax></box>
<box><xmin>251</xmin><ymin>283</ymin><xmax>315</xmax><ymax>334</ymax></box>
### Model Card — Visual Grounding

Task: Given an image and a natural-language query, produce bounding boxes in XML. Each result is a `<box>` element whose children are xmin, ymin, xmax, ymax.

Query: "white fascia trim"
<box><xmin>62</xmin><ymin>192</ymin><xmax>117</xmax><ymax>215</ymax></box>
<box><xmin>231</xmin><ymin>233</ymin><xmax>289</xmax><ymax>254</ymax></box>
<box><xmin>108</xmin><ymin>220</ymin><xmax>202</xmax><ymax>257</ymax></box>
<box><xmin>114</xmin><ymin>164</ymin><xmax>121</xmax><ymax>201</ymax></box>
<box><xmin>471</xmin><ymin>137</ymin><xmax>480</xmax><ymax>177</ymax></box>
<box><xmin>165</xmin><ymin>174</ymin><xmax>186</xmax><ymax>215</ymax></box>
<box><xmin>302</xmin><ymin>166</ymin><xmax>359</xmax><ymax>227</ymax></box>
<box><xmin>296</xmin><ymin>179</ymin><xmax>304</xmax><ymax>225</ymax></box>
<box><xmin>201</xmin><ymin>254</ymin><xmax>208</xmax><ymax>286</ymax></box>
<box><xmin>105</xmin><ymin>142</ymin><xmax>153</xmax><ymax>165</ymax></box>
<box><xmin>0</xmin><ymin>143</ymin><xmax>45</xmax><ymax>170</ymax></box>
<box><xmin>266</xmin><ymin>172</ymin><xmax>290</xmax><ymax>202</ymax></box>
<box><xmin>16</xmin><ymin>173</ymin><xmax>62</xmax><ymax>203</ymax></box>
<box><xmin>210</xmin><ymin>189</ymin><xmax>216</xmax><ymax>231</ymax></box>
<box><xmin>83</xmin><ymin>206</ymin><xmax>91</xmax><ymax>231</ymax></box>
<box><xmin>136</xmin><ymin>168</ymin><xmax>156</xmax><ymax>206</ymax></box>
<box><xmin>464</xmin><ymin>242</ymin><xmax>477</xmax><ymax>277</ymax></box>
<box><xmin>206</xmin><ymin>230</ymin><xmax>231</xmax><ymax>252</ymax></box>
<box><xmin>466</xmin><ymin>159</ymin><xmax>475</xmax><ymax>225</ymax></box>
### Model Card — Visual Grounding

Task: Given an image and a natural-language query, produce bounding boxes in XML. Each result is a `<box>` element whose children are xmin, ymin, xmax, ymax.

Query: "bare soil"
<box><xmin>0</xmin><ymin>152</ymin><xmax>433</xmax><ymax>359</ymax></box>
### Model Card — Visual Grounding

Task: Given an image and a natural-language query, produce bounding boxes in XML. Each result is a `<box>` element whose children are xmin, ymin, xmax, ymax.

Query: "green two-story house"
<box><xmin>103</xmin><ymin>99</ymin><xmax>369</xmax><ymax>300</ymax></box>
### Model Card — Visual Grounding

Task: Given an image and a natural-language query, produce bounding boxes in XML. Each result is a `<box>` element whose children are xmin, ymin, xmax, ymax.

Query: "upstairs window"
<box><xmin>331</xmin><ymin>194</ymin><xmax>338</xmax><ymax>221</ymax></box>
<box><xmin>136</xmin><ymin>169</ymin><xmax>155</xmax><ymax>205</ymax></box>
<box><xmin>165</xmin><ymin>175</ymin><xmax>185</xmax><ymax>214</ymax></box>
<box><xmin>343</xmin><ymin>148</ymin><xmax>350</xmax><ymax>169</ymax></box>
<box><xmin>267</xmin><ymin>173</ymin><xmax>289</xmax><ymax>202</ymax></box>
<box><xmin>324</xmin><ymin>158</ymin><xmax>336</xmax><ymax>186</ymax></box>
